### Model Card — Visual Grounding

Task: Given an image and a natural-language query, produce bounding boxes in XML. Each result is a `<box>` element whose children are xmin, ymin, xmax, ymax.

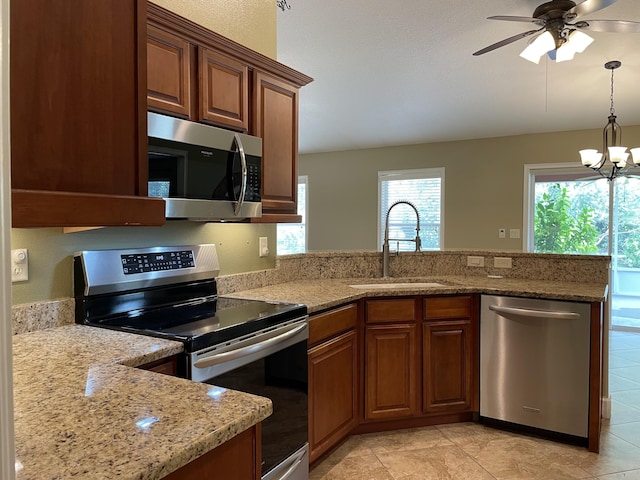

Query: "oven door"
<box><xmin>190</xmin><ymin>319</ymin><xmax>309</xmax><ymax>480</ymax></box>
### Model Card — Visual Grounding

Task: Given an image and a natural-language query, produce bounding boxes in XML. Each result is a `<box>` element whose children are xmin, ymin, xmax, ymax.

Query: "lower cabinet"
<box><xmin>308</xmin><ymin>304</ymin><xmax>358</xmax><ymax>463</ymax></box>
<box><xmin>163</xmin><ymin>424</ymin><xmax>261</xmax><ymax>480</ymax></box>
<box><xmin>423</xmin><ymin>295</ymin><xmax>478</xmax><ymax>414</ymax></box>
<box><xmin>363</xmin><ymin>298</ymin><xmax>418</xmax><ymax>421</ymax></box>
<box><xmin>363</xmin><ymin>295</ymin><xmax>478</xmax><ymax>423</ymax></box>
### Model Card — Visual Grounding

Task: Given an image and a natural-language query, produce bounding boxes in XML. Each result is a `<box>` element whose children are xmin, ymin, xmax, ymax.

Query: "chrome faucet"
<box><xmin>382</xmin><ymin>200</ymin><xmax>421</xmax><ymax>278</ymax></box>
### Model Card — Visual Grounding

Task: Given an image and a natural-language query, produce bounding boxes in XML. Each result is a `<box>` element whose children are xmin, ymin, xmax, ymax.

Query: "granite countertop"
<box><xmin>12</xmin><ymin>325</ymin><xmax>272</xmax><ymax>480</ymax></box>
<box><xmin>224</xmin><ymin>276</ymin><xmax>608</xmax><ymax>313</ymax></box>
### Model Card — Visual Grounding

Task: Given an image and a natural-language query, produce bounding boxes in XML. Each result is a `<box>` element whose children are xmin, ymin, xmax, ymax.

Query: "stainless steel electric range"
<box><xmin>74</xmin><ymin>244</ymin><xmax>309</xmax><ymax>480</ymax></box>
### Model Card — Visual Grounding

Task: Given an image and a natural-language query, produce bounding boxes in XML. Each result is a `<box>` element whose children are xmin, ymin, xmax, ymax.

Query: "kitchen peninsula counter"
<box><xmin>224</xmin><ymin>276</ymin><xmax>608</xmax><ymax>313</ymax></box>
<box><xmin>12</xmin><ymin>325</ymin><xmax>272</xmax><ymax>480</ymax></box>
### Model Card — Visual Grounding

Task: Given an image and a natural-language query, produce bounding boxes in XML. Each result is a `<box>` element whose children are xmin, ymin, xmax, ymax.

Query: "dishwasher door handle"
<box><xmin>488</xmin><ymin>304</ymin><xmax>581</xmax><ymax>320</ymax></box>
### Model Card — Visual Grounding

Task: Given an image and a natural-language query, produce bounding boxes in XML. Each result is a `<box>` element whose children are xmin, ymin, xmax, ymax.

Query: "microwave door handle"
<box><xmin>232</xmin><ymin>133</ymin><xmax>247</xmax><ymax>216</ymax></box>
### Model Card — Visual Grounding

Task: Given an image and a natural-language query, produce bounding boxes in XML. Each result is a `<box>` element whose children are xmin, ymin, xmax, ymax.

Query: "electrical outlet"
<box><xmin>494</xmin><ymin>257</ymin><xmax>512</xmax><ymax>269</ymax></box>
<box><xmin>498</xmin><ymin>228</ymin><xmax>506</xmax><ymax>239</ymax></box>
<box><xmin>259</xmin><ymin>237</ymin><xmax>269</xmax><ymax>257</ymax></box>
<box><xmin>11</xmin><ymin>249</ymin><xmax>29</xmax><ymax>282</ymax></box>
<box><xmin>467</xmin><ymin>256</ymin><xmax>485</xmax><ymax>267</ymax></box>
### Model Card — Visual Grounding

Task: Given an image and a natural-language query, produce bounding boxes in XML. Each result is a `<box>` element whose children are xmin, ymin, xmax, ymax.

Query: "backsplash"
<box><xmin>13</xmin><ymin>250</ymin><xmax>610</xmax><ymax>334</ymax></box>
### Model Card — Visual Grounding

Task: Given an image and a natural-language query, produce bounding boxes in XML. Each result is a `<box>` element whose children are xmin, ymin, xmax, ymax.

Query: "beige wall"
<box><xmin>10</xmin><ymin>0</ymin><xmax>278</xmax><ymax>306</ymax></box>
<box><xmin>299</xmin><ymin>125</ymin><xmax>640</xmax><ymax>252</ymax></box>
<box><xmin>150</xmin><ymin>0</ymin><xmax>276</xmax><ymax>59</ymax></box>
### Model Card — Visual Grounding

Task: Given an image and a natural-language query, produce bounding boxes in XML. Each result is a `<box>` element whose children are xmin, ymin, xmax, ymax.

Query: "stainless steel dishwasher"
<box><xmin>480</xmin><ymin>294</ymin><xmax>591</xmax><ymax>442</ymax></box>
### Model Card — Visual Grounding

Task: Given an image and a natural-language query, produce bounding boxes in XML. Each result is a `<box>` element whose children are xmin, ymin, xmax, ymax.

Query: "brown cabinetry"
<box><xmin>147</xmin><ymin>3</ymin><xmax>312</xmax><ymax>222</ymax></box>
<box><xmin>138</xmin><ymin>355</ymin><xmax>179</xmax><ymax>376</ymax></box>
<box><xmin>252</xmin><ymin>72</ymin><xmax>300</xmax><ymax>216</ymax></box>
<box><xmin>307</xmin><ymin>304</ymin><xmax>358</xmax><ymax>463</ymax></box>
<box><xmin>163</xmin><ymin>425</ymin><xmax>260</xmax><ymax>480</ymax></box>
<box><xmin>423</xmin><ymin>295</ymin><xmax>478</xmax><ymax>414</ymax></box>
<box><xmin>364</xmin><ymin>299</ymin><xmax>418</xmax><ymax>421</ymax></box>
<box><xmin>147</xmin><ymin>24</ymin><xmax>192</xmax><ymax>118</ymax></box>
<box><xmin>363</xmin><ymin>295</ymin><xmax>478</xmax><ymax>423</ymax></box>
<box><xmin>10</xmin><ymin>0</ymin><xmax>165</xmax><ymax>228</ymax></box>
<box><xmin>147</xmin><ymin>22</ymin><xmax>249</xmax><ymax>132</ymax></box>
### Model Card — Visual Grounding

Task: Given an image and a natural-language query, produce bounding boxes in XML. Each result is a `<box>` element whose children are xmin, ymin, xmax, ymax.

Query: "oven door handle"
<box><xmin>193</xmin><ymin>323</ymin><xmax>306</xmax><ymax>369</ymax></box>
<box><xmin>274</xmin><ymin>446</ymin><xmax>307</xmax><ymax>480</ymax></box>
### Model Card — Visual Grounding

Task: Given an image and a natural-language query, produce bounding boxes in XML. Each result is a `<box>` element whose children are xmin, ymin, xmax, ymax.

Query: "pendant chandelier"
<box><xmin>579</xmin><ymin>61</ymin><xmax>640</xmax><ymax>181</ymax></box>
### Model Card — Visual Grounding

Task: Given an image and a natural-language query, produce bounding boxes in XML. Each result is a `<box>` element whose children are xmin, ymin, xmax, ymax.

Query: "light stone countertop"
<box><xmin>12</xmin><ymin>325</ymin><xmax>272</xmax><ymax>480</ymax></box>
<box><xmin>224</xmin><ymin>276</ymin><xmax>608</xmax><ymax>313</ymax></box>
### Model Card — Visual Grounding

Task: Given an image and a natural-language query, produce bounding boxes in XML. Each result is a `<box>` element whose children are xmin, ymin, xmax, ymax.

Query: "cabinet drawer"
<box><xmin>309</xmin><ymin>304</ymin><xmax>358</xmax><ymax>346</ymax></box>
<box><xmin>366</xmin><ymin>299</ymin><xmax>415</xmax><ymax>324</ymax></box>
<box><xmin>424</xmin><ymin>295</ymin><xmax>473</xmax><ymax>320</ymax></box>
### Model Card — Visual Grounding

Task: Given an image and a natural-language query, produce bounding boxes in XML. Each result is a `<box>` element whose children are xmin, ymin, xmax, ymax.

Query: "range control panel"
<box><xmin>121</xmin><ymin>250</ymin><xmax>195</xmax><ymax>275</ymax></box>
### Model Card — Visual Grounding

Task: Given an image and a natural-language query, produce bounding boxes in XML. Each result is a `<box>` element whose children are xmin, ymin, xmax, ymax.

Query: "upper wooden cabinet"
<box><xmin>146</xmin><ymin>3</ymin><xmax>312</xmax><ymax>221</ymax></box>
<box><xmin>147</xmin><ymin>23</ymin><xmax>249</xmax><ymax>132</ymax></box>
<box><xmin>199</xmin><ymin>47</ymin><xmax>249</xmax><ymax>131</ymax></box>
<box><xmin>252</xmin><ymin>72</ymin><xmax>300</xmax><ymax>215</ymax></box>
<box><xmin>147</xmin><ymin>24</ymin><xmax>192</xmax><ymax>118</ymax></box>
<box><xmin>10</xmin><ymin>0</ymin><xmax>165</xmax><ymax>228</ymax></box>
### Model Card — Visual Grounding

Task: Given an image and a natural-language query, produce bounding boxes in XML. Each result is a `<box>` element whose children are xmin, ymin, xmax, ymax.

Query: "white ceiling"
<box><xmin>276</xmin><ymin>0</ymin><xmax>640</xmax><ymax>154</ymax></box>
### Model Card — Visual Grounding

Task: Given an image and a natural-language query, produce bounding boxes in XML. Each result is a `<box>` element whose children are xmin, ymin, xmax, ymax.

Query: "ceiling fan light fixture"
<box><xmin>567</xmin><ymin>30</ymin><xmax>594</xmax><ymax>53</ymax></box>
<box><xmin>519</xmin><ymin>31</ymin><xmax>555</xmax><ymax>63</ymax></box>
<box><xmin>555</xmin><ymin>43</ymin><xmax>576</xmax><ymax>62</ymax></box>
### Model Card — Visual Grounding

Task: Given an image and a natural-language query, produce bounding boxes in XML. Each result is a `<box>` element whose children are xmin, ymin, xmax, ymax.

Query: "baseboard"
<box><xmin>602</xmin><ymin>395</ymin><xmax>611</xmax><ymax>419</ymax></box>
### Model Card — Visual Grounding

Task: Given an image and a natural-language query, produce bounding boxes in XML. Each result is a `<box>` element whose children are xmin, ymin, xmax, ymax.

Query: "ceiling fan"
<box><xmin>473</xmin><ymin>0</ymin><xmax>640</xmax><ymax>63</ymax></box>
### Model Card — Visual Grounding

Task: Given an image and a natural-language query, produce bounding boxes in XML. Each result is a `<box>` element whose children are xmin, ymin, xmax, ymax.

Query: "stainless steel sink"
<box><xmin>349</xmin><ymin>282</ymin><xmax>449</xmax><ymax>289</ymax></box>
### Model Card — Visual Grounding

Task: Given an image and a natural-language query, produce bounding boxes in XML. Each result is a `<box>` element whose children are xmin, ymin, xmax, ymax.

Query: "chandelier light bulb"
<box><xmin>608</xmin><ymin>146</ymin><xmax>628</xmax><ymax>166</ymax></box>
<box><xmin>579</xmin><ymin>149</ymin><xmax>602</xmax><ymax>167</ymax></box>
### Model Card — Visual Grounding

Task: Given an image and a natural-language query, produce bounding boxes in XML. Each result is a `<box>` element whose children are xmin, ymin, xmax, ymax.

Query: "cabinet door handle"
<box><xmin>232</xmin><ymin>132</ymin><xmax>247</xmax><ymax>217</ymax></box>
<box><xmin>489</xmin><ymin>305</ymin><xmax>581</xmax><ymax>320</ymax></box>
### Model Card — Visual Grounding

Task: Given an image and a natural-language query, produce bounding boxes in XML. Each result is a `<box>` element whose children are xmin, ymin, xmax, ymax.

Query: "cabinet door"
<box><xmin>308</xmin><ymin>330</ymin><xmax>358</xmax><ymax>463</ymax></box>
<box><xmin>423</xmin><ymin>321</ymin><xmax>473</xmax><ymax>414</ymax></box>
<box><xmin>163</xmin><ymin>425</ymin><xmax>260</xmax><ymax>480</ymax></box>
<box><xmin>10</xmin><ymin>0</ymin><xmax>165</xmax><ymax>227</ymax></box>
<box><xmin>147</xmin><ymin>25</ymin><xmax>192</xmax><ymax>118</ymax></box>
<box><xmin>252</xmin><ymin>71</ymin><xmax>300</xmax><ymax>214</ymax></box>
<box><xmin>365</xmin><ymin>324</ymin><xmax>417</xmax><ymax>420</ymax></box>
<box><xmin>199</xmin><ymin>47</ymin><xmax>249</xmax><ymax>131</ymax></box>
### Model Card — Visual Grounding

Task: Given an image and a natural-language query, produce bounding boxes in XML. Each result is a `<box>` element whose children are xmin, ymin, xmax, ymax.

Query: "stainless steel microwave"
<box><xmin>147</xmin><ymin>112</ymin><xmax>262</xmax><ymax>221</ymax></box>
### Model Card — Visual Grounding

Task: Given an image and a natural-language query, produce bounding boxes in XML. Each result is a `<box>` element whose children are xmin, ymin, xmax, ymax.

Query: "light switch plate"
<box><xmin>259</xmin><ymin>237</ymin><xmax>269</xmax><ymax>257</ymax></box>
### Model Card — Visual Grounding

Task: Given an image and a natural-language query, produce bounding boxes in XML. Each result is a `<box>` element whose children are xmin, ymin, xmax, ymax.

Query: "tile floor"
<box><xmin>310</xmin><ymin>330</ymin><xmax>640</xmax><ymax>480</ymax></box>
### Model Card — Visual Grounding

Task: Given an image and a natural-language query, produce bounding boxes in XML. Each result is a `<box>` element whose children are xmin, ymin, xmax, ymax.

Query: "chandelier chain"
<box><xmin>610</xmin><ymin>67</ymin><xmax>616</xmax><ymax>116</ymax></box>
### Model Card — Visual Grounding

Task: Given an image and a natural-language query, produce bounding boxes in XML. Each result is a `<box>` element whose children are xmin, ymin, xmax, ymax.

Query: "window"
<box><xmin>277</xmin><ymin>176</ymin><xmax>307</xmax><ymax>254</ymax></box>
<box><xmin>378</xmin><ymin>168</ymin><xmax>444</xmax><ymax>251</ymax></box>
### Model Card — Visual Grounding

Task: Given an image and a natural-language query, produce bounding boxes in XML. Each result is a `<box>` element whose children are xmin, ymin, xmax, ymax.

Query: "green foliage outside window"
<box><xmin>534</xmin><ymin>183</ymin><xmax>599</xmax><ymax>255</ymax></box>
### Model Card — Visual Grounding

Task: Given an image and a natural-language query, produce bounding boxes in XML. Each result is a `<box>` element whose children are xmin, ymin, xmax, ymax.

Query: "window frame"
<box><xmin>276</xmin><ymin>175</ymin><xmax>308</xmax><ymax>255</ymax></box>
<box><xmin>377</xmin><ymin>167</ymin><xmax>445</xmax><ymax>252</ymax></box>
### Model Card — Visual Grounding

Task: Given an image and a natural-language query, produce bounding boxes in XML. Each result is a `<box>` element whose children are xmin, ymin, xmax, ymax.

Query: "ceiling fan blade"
<box><xmin>577</xmin><ymin>19</ymin><xmax>640</xmax><ymax>33</ymax></box>
<box><xmin>488</xmin><ymin>15</ymin><xmax>545</xmax><ymax>26</ymax></box>
<box><xmin>568</xmin><ymin>0</ymin><xmax>617</xmax><ymax>17</ymax></box>
<box><xmin>473</xmin><ymin>29</ymin><xmax>542</xmax><ymax>56</ymax></box>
